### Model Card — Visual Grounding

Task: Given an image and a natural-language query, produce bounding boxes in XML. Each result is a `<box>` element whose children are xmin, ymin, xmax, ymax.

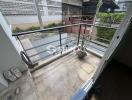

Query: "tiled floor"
<box><xmin>32</xmin><ymin>52</ymin><xmax>101</xmax><ymax>100</ymax></box>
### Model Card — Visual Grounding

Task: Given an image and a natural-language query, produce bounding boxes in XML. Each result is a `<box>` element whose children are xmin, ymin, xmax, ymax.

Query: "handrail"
<box><xmin>12</xmin><ymin>23</ymin><xmax>118</xmax><ymax>36</ymax></box>
<box><xmin>12</xmin><ymin>23</ymin><xmax>85</xmax><ymax>36</ymax></box>
<box><xmin>32</xmin><ymin>42</ymin><xmax>76</xmax><ymax>63</ymax></box>
<box><xmin>28</xmin><ymin>39</ymin><xmax>76</xmax><ymax>58</ymax></box>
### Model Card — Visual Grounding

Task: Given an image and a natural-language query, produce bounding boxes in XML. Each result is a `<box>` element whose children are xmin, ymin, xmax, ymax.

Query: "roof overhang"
<box><xmin>103</xmin><ymin>0</ymin><xmax>120</xmax><ymax>9</ymax></box>
<box><xmin>118</xmin><ymin>0</ymin><xmax>132</xmax><ymax>3</ymax></box>
<box><xmin>83</xmin><ymin>0</ymin><xmax>119</xmax><ymax>9</ymax></box>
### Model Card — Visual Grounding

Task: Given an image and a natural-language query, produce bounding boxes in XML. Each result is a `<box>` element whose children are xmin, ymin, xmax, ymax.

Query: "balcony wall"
<box><xmin>0</xmin><ymin>12</ymin><xmax>28</xmax><ymax>92</ymax></box>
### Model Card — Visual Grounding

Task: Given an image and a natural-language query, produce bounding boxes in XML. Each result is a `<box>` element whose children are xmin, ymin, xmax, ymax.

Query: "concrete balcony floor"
<box><xmin>0</xmin><ymin>51</ymin><xmax>101</xmax><ymax>100</ymax></box>
<box><xmin>33</xmin><ymin>51</ymin><xmax>101</xmax><ymax>100</ymax></box>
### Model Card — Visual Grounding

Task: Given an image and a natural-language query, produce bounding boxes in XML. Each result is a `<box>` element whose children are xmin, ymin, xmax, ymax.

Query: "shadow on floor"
<box><xmin>85</xmin><ymin>60</ymin><xmax>132</xmax><ymax>100</ymax></box>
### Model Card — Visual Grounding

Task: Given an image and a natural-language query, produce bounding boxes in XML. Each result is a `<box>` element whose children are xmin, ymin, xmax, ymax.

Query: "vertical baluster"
<box><xmin>71</xmin><ymin>25</ymin><xmax>73</xmax><ymax>34</ymax></box>
<box><xmin>81</xmin><ymin>24</ymin><xmax>87</xmax><ymax>50</ymax></box>
<box><xmin>59</xmin><ymin>29</ymin><xmax>62</xmax><ymax>54</ymax></box>
<box><xmin>77</xmin><ymin>25</ymin><xmax>82</xmax><ymax>45</ymax></box>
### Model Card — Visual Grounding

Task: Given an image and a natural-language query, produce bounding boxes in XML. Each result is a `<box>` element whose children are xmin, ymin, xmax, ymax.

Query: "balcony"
<box><xmin>0</xmin><ymin>23</ymin><xmax>114</xmax><ymax>100</ymax></box>
<box><xmin>33</xmin><ymin>51</ymin><xmax>100</xmax><ymax>100</ymax></box>
<box><xmin>0</xmin><ymin>0</ymin><xmax>132</xmax><ymax>99</ymax></box>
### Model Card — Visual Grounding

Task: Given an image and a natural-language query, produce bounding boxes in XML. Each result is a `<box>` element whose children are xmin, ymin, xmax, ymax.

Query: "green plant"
<box><xmin>97</xmin><ymin>12</ymin><xmax>125</xmax><ymax>24</ymax></box>
<box><xmin>26</xmin><ymin>26</ymin><xmax>40</xmax><ymax>31</ymax></box>
<box><xmin>13</xmin><ymin>27</ymin><xmax>24</xmax><ymax>33</ymax></box>
<box><xmin>13</xmin><ymin>26</ymin><xmax>40</xmax><ymax>33</ymax></box>
<box><xmin>13</xmin><ymin>23</ymin><xmax>62</xmax><ymax>33</ymax></box>
<box><xmin>44</xmin><ymin>23</ymin><xmax>60</xmax><ymax>28</ymax></box>
<box><xmin>111</xmin><ymin>13</ymin><xmax>125</xmax><ymax>23</ymax></box>
<box><xmin>97</xmin><ymin>27</ymin><xmax>116</xmax><ymax>43</ymax></box>
<box><xmin>96</xmin><ymin>12</ymin><xmax>125</xmax><ymax>43</ymax></box>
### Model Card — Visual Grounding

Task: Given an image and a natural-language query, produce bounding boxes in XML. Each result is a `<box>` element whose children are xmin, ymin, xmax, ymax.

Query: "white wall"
<box><xmin>0</xmin><ymin>72</ymin><xmax>8</xmax><ymax>93</ymax></box>
<box><xmin>5</xmin><ymin>15</ymin><xmax>62</xmax><ymax>25</ymax></box>
<box><xmin>0</xmin><ymin>12</ymin><xmax>28</xmax><ymax>92</ymax></box>
<box><xmin>2</xmin><ymin>0</ymin><xmax>62</xmax><ymax>28</ymax></box>
<box><xmin>41</xmin><ymin>15</ymin><xmax>62</xmax><ymax>23</ymax></box>
<box><xmin>5</xmin><ymin>16</ymin><xmax>39</xmax><ymax>24</ymax></box>
<box><xmin>52</xmin><ymin>0</ymin><xmax>62</xmax><ymax>2</ymax></box>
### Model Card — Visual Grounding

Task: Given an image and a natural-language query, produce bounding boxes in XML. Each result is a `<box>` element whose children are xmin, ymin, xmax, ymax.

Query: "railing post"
<box><xmin>59</xmin><ymin>29</ymin><xmax>62</xmax><ymax>54</ymax></box>
<box><xmin>77</xmin><ymin>25</ymin><xmax>82</xmax><ymax>45</ymax></box>
<box><xmin>81</xmin><ymin>24</ymin><xmax>87</xmax><ymax>49</ymax></box>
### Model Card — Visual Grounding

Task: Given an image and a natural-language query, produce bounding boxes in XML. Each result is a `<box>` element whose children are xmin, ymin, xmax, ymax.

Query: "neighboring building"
<box><xmin>61</xmin><ymin>0</ymin><xmax>83</xmax><ymax>34</ymax></box>
<box><xmin>82</xmin><ymin>0</ymin><xmax>119</xmax><ymax>24</ymax></box>
<box><xmin>0</xmin><ymin>0</ymin><xmax>120</xmax><ymax>30</ymax></box>
<box><xmin>0</xmin><ymin>0</ymin><xmax>62</xmax><ymax>29</ymax></box>
<box><xmin>83</xmin><ymin>0</ymin><xmax>119</xmax><ymax>15</ymax></box>
<box><xmin>100</xmin><ymin>0</ymin><xmax>119</xmax><ymax>12</ymax></box>
<box><xmin>62</xmin><ymin>0</ymin><xmax>82</xmax><ymax>16</ymax></box>
<box><xmin>62</xmin><ymin>0</ymin><xmax>82</xmax><ymax>24</ymax></box>
<box><xmin>115</xmin><ymin>0</ymin><xmax>128</xmax><ymax>12</ymax></box>
<box><xmin>61</xmin><ymin>0</ymin><xmax>119</xmax><ymax>35</ymax></box>
<box><xmin>62</xmin><ymin>0</ymin><xmax>119</xmax><ymax>25</ymax></box>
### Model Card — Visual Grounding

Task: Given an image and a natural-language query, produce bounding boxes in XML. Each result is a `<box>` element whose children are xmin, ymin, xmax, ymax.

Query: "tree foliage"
<box><xmin>96</xmin><ymin>13</ymin><xmax>125</xmax><ymax>43</ymax></box>
<box><xmin>13</xmin><ymin>23</ymin><xmax>61</xmax><ymax>33</ymax></box>
<box><xmin>97</xmin><ymin>12</ymin><xmax>125</xmax><ymax>24</ymax></box>
<box><xmin>97</xmin><ymin>27</ymin><xmax>116</xmax><ymax>43</ymax></box>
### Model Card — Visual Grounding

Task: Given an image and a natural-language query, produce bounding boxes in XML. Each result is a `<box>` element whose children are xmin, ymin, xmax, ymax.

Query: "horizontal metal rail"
<box><xmin>12</xmin><ymin>23</ymin><xmax>85</xmax><ymax>36</ymax></box>
<box><xmin>87</xmin><ymin>44</ymin><xmax>106</xmax><ymax>52</ymax></box>
<box><xmin>93</xmin><ymin>37</ymin><xmax>110</xmax><ymax>42</ymax></box>
<box><xmin>32</xmin><ymin>41</ymin><xmax>76</xmax><ymax>63</ymax></box>
<box><xmin>28</xmin><ymin>39</ymin><xmax>76</xmax><ymax>58</ymax></box>
<box><xmin>77</xmin><ymin>40</ymin><xmax>106</xmax><ymax>52</ymax></box>
<box><xmin>89</xmin><ymin>40</ymin><xmax>109</xmax><ymax>48</ymax></box>
<box><xmin>12</xmin><ymin>23</ymin><xmax>118</xmax><ymax>36</ymax></box>
<box><xmin>29</xmin><ymin>49</ymin><xmax>47</xmax><ymax>58</ymax></box>
<box><xmin>80</xmin><ymin>34</ymin><xmax>110</xmax><ymax>43</ymax></box>
<box><xmin>32</xmin><ymin>39</ymin><xmax>106</xmax><ymax>63</ymax></box>
<box><xmin>63</xmin><ymin>15</ymin><xmax>95</xmax><ymax>17</ymax></box>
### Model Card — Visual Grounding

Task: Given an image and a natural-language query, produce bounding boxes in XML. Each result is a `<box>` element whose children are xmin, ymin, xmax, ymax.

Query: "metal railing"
<box><xmin>62</xmin><ymin>14</ymin><xmax>123</xmax><ymax>25</ymax></box>
<box><xmin>12</xmin><ymin>23</ymin><xmax>115</xmax><ymax>68</ymax></box>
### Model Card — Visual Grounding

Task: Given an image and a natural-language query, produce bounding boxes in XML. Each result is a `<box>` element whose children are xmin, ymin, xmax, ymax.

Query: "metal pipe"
<box><xmin>81</xmin><ymin>24</ymin><xmax>87</xmax><ymax>49</ymax></box>
<box><xmin>12</xmin><ymin>23</ymin><xmax>85</xmax><ymax>36</ymax></box>
<box><xmin>12</xmin><ymin>23</ymin><xmax>118</xmax><ymax>36</ymax></box>
<box><xmin>59</xmin><ymin>29</ymin><xmax>62</xmax><ymax>54</ymax></box>
<box><xmin>77</xmin><ymin>25</ymin><xmax>82</xmax><ymax>45</ymax></box>
<box><xmin>29</xmin><ymin>39</ymin><xmax>76</xmax><ymax>58</ymax></box>
<box><xmin>25</xmin><ymin>37</ymin><xmax>67</xmax><ymax>51</ymax></box>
